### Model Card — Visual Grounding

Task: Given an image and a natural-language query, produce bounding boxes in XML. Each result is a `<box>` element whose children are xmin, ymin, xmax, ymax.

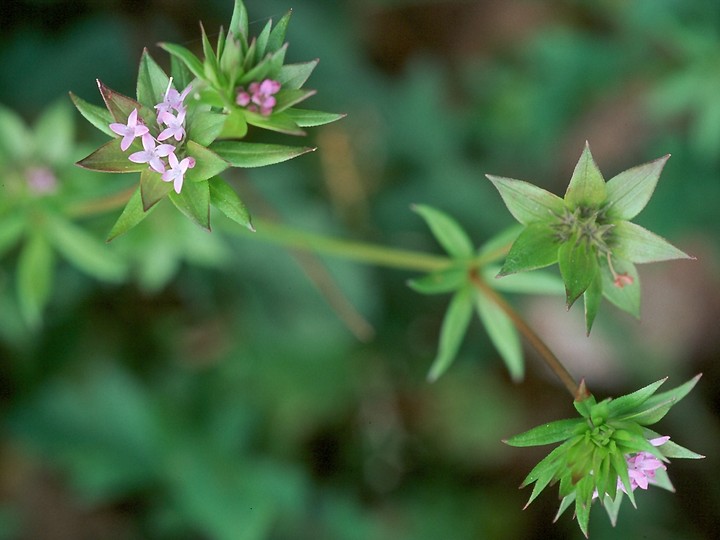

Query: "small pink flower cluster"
<box><xmin>236</xmin><ymin>79</ymin><xmax>281</xmax><ymax>116</ymax></box>
<box><xmin>109</xmin><ymin>82</ymin><xmax>195</xmax><ymax>194</ymax></box>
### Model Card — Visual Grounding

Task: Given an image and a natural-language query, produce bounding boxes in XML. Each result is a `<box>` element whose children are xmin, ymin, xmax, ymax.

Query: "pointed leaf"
<box><xmin>200</xmin><ymin>22</ymin><xmax>222</xmax><ymax>86</ymax></box>
<box><xmin>0</xmin><ymin>103</ymin><xmax>32</xmax><ymax>160</ymax></box>
<box><xmin>600</xmin><ymin>257</ymin><xmax>640</xmax><ymax>317</ymax></box>
<box><xmin>407</xmin><ymin>267</ymin><xmax>467</xmax><ymax>295</ymax></box>
<box><xmin>412</xmin><ymin>204</ymin><xmax>474</xmax><ymax>258</ymax></box>
<box><xmin>483</xmin><ymin>266</ymin><xmax>564</xmax><ymax>295</ymax></box>
<box><xmin>427</xmin><ymin>288</ymin><xmax>473</xmax><ymax>382</ymax></box>
<box><xmin>504</xmin><ymin>418</ymin><xmax>583</xmax><ymax>447</ymax></box>
<box><xmin>159</xmin><ymin>43</ymin><xmax>205</xmax><ymax>81</ymax></box>
<box><xmin>606</xmin><ymin>155</ymin><xmax>669</xmax><ymax>220</ymax></box>
<box><xmin>277</xmin><ymin>60</ymin><xmax>318</xmax><ymax>90</ymax></box>
<box><xmin>185</xmin><ymin>141</ymin><xmax>230</xmax><ymax>182</ymax></box>
<box><xmin>187</xmin><ymin>110</ymin><xmax>227</xmax><ymax>147</ymax></box>
<box><xmin>486</xmin><ymin>175</ymin><xmax>565</xmax><ymax>225</ymax></box>
<box><xmin>107</xmin><ymin>188</ymin><xmax>156</xmax><ymax>241</ymax></box>
<box><xmin>273</xmin><ymin>88</ymin><xmax>317</xmax><ymax>114</ymax></box>
<box><xmin>255</xmin><ymin>19</ymin><xmax>273</xmax><ymax>59</ymax></box>
<box><xmin>76</xmin><ymin>139</ymin><xmax>147</xmax><ymax>173</ymax></box>
<box><xmin>656</xmin><ymin>438</ymin><xmax>704</xmax><ymax>460</ymax></box>
<box><xmin>17</xmin><ymin>232</ymin><xmax>55</xmax><ymax>326</ymax></box>
<box><xmin>558</xmin><ymin>238</ymin><xmax>598</xmax><ymax>308</ymax></box>
<box><xmin>284</xmin><ymin>109</ymin><xmax>345</xmax><ymax>128</ymax></box>
<box><xmin>45</xmin><ymin>213</ymin><xmax>127</xmax><ymax>282</ymax></box>
<box><xmin>267</xmin><ymin>10</ymin><xmax>292</xmax><ymax>52</ymax></box>
<box><xmin>564</xmin><ymin>142</ymin><xmax>607</xmax><ymax>210</ymax></box>
<box><xmin>607</xmin><ymin>378</ymin><xmax>667</xmax><ymax>417</ymax></box>
<box><xmin>97</xmin><ymin>80</ymin><xmax>154</xmax><ymax>124</ymax></box>
<box><xmin>229</xmin><ymin>0</ymin><xmax>249</xmax><ymax>39</ymax></box>
<box><xmin>612</xmin><ymin>221</ymin><xmax>691</xmax><ymax>263</ymax></box>
<box><xmin>137</xmin><ymin>49</ymin><xmax>170</xmax><ymax>108</ymax></box>
<box><xmin>475</xmin><ymin>290</ymin><xmax>524</xmax><ymax>381</ymax></box>
<box><xmin>140</xmin><ymin>169</ymin><xmax>172</xmax><ymax>211</ymax></box>
<box><xmin>210</xmin><ymin>140</ymin><xmax>315</xmax><ymax>168</ymax></box>
<box><xmin>171</xmin><ymin>50</ymin><xmax>194</xmax><ymax>90</ymax></box>
<box><xmin>209</xmin><ymin>176</ymin><xmax>253</xmax><ymax>231</ymax></box>
<box><xmin>244</xmin><ymin>111</ymin><xmax>305</xmax><ymax>136</ymax></box>
<box><xmin>602</xmin><ymin>492</ymin><xmax>624</xmax><ymax>527</ymax></box>
<box><xmin>218</xmin><ymin>108</ymin><xmax>248</xmax><ymax>139</ymax></box>
<box><xmin>628</xmin><ymin>374</ymin><xmax>702</xmax><ymax>425</ymax></box>
<box><xmin>169</xmin><ymin>177</ymin><xmax>210</xmax><ymax>230</ymax></box>
<box><xmin>69</xmin><ymin>92</ymin><xmax>115</xmax><ymax>137</ymax></box>
<box><xmin>583</xmin><ymin>270</ymin><xmax>603</xmax><ymax>334</ymax></box>
<box><xmin>499</xmin><ymin>222</ymin><xmax>560</xmax><ymax>275</ymax></box>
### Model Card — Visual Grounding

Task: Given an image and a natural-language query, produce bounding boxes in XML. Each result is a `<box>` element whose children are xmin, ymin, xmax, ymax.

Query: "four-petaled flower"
<box><xmin>128</xmin><ymin>133</ymin><xmax>175</xmax><ymax>174</ymax></box>
<box><xmin>109</xmin><ymin>108</ymin><xmax>149</xmax><ymax>151</ymax></box>
<box><xmin>155</xmin><ymin>81</ymin><xmax>192</xmax><ymax>119</ymax></box>
<box><xmin>161</xmin><ymin>153</ymin><xmax>196</xmax><ymax>194</ymax></box>
<box><xmin>236</xmin><ymin>79</ymin><xmax>281</xmax><ymax>116</ymax></box>
<box><xmin>157</xmin><ymin>109</ymin><xmax>186</xmax><ymax>141</ymax></box>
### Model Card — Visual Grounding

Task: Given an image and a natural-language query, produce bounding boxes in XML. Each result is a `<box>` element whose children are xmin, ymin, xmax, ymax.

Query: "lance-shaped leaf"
<box><xmin>625</xmin><ymin>374</ymin><xmax>702</xmax><ymax>425</ymax></box>
<box><xmin>504</xmin><ymin>418</ymin><xmax>584</xmax><ymax>447</ymax></box>
<box><xmin>486</xmin><ymin>175</ymin><xmax>564</xmax><ymax>226</ymax></box>
<box><xmin>0</xmin><ymin>104</ymin><xmax>31</xmax><ymax>160</ymax></box>
<box><xmin>273</xmin><ymin>88</ymin><xmax>317</xmax><ymax>114</ymax></box>
<box><xmin>140</xmin><ymin>169</ymin><xmax>172</xmax><ymax>211</ymax></box>
<box><xmin>209</xmin><ymin>176</ymin><xmax>253</xmax><ymax>231</ymax></box>
<box><xmin>97</xmin><ymin>80</ymin><xmax>154</xmax><ymax>124</ymax></box>
<box><xmin>76</xmin><ymin>139</ymin><xmax>147</xmax><ymax>173</ymax></box>
<box><xmin>45</xmin><ymin>213</ymin><xmax>127</xmax><ymax>282</ymax></box>
<box><xmin>558</xmin><ymin>238</ymin><xmax>598</xmax><ymax>308</ymax></box>
<box><xmin>137</xmin><ymin>49</ymin><xmax>170</xmax><ymax>108</ymax></box>
<box><xmin>475</xmin><ymin>290</ymin><xmax>524</xmax><ymax>381</ymax></box>
<box><xmin>210</xmin><ymin>140</ymin><xmax>315</xmax><ymax>168</ymax></box>
<box><xmin>278</xmin><ymin>60</ymin><xmax>318</xmax><ymax>90</ymax></box>
<box><xmin>185</xmin><ymin>141</ymin><xmax>230</xmax><ymax>182</ymax></box>
<box><xmin>427</xmin><ymin>287</ymin><xmax>474</xmax><ymax>382</ymax></box>
<box><xmin>244</xmin><ymin>111</ymin><xmax>305</xmax><ymax>136</ymax></box>
<box><xmin>564</xmin><ymin>142</ymin><xmax>606</xmax><ymax>210</ymax></box>
<box><xmin>284</xmin><ymin>109</ymin><xmax>345</xmax><ymax>128</ymax></box>
<box><xmin>254</xmin><ymin>18</ymin><xmax>273</xmax><ymax>59</ymax></box>
<box><xmin>600</xmin><ymin>257</ymin><xmax>640</xmax><ymax>317</ymax></box>
<box><xmin>605</xmin><ymin>155</ymin><xmax>670</xmax><ymax>220</ymax></box>
<box><xmin>69</xmin><ymin>92</ymin><xmax>115</xmax><ymax>137</ymax></box>
<box><xmin>187</xmin><ymin>110</ymin><xmax>227</xmax><ymax>147</ymax></box>
<box><xmin>239</xmin><ymin>44</ymin><xmax>288</xmax><ymax>85</ymax></box>
<box><xmin>483</xmin><ymin>266</ymin><xmax>564</xmax><ymax>295</ymax></box>
<box><xmin>499</xmin><ymin>222</ymin><xmax>560</xmax><ymax>276</ymax></box>
<box><xmin>107</xmin><ymin>188</ymin><xmax>156</xmax><ymax>242</ymax></box>
<box><xmin>169</xmin><ymin>177</ymin><xmax>210</xmax><ymax>230</ymax></box>
<box><xmin>18</xmin><ymin>232</ymin><xmax>55</xmax><ymax>327</ymax></box>
<box><xmin>412</xmin><ymin>204</ymin><xmax>474</xmax><ymax>259</ymax></box>
<box><xmin>267</xmin><ymin>10</ymin><xmax>292</xmax><ymax>52</ymax></box>
<box><xmin>407</xmin><ymin>266</ymin><xmax>467</xmax><ymax>295</ymax></box>
<box><xmin>159</xmin><ymin>43</ymin><xmax>205</xmax><ymax>81</ymax></box>
<box><xmin>607</xmin><ymin>378</ymin><xmax>667</xmax><ymax>417</ymax></box>
<box><xmin>583</xmin><ymin>271</ymin><xmax>603</xmax><ymax>334</ymax></box>
<box><xmin>229</xmin><ymin>0</ymin><xmax>249</xmax><ymax>39</ymax></box>
<box><xmin>611</xmin><ymin>221</ymin><xmax>691</xmax><ymax>263</ymax></box>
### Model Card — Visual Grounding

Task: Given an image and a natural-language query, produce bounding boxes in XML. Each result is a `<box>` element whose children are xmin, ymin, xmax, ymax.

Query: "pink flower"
<box><xmin>157</xmin><ymin>109</ymin><xmax>186</xmax><ymax>142</ymax></box>
<box><xmin>128</xmin><ymin>134</ymin><xmax>175</xmax><ymax>174</ymax></box>
<box><xmin>26</xmin><ymin>166</ymin><xmax>58</xmax><ymax>195</ymax></box>
<box><xmin>613</xmin><ymin>273</ymin><xmax>634</xmax><ymax>288</ymax></box>
<box><xmin>623</xmin><ymin>436</ymin><xmax>669</xmax><ymax>492</ymax></box>
<box><xmin>109</xmin><ymin>108</ymin><xmax>149</xmax><ymax>151</ymax></box>
<box><xmin>155</xmin><ymin>81</ymin><xmax>192</xmax><ymax>119</ymax></box>
<box><xmin>161</xmin><ymin>152</ymin><xmax>196</xmax><ymax>194</ymax></box>
<box><xmin>235</xmin><ymin>78</ymin><xmax>281</xmax><ymax>116</ymax></box>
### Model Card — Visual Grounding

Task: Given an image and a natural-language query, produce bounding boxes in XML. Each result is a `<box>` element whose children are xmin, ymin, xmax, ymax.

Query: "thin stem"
<box><xmin>469</xmin><ymin>268</ymin><xmax>580</xmax><ymax>399</ymax></box>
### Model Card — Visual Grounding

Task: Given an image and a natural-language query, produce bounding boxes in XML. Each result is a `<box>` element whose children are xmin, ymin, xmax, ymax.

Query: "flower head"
<box><xmin>236</xmin><ymin>78</ymin><xmax>281</xmax><ymax>116</ymax></box>
<box><xmin>161</xmin><ymin>152</ymin><xmax>196</xmax><ymax>194</ymax></box>
<box><xmin>25</xmin><ymin>166</ymin><xmax>58</xmax><ymax>195</ymax></box>
<box><xmin>155</xmin><ymin>80</ymin><xmax>192</xmax><ymax>119</ymax></box>
<box><xmin>109</xmin><ymin>108</ymin><xmax>149</xmax><ymax>151</ymax></box>
<box><xmin>128</xmin><ymin>133</ymin><xmax>175</xmax><ymax>174</ymax></box>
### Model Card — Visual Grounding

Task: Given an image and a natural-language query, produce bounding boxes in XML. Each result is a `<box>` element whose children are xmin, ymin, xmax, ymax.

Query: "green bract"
<box><xmin>487</xmin><ymin>142</ymin><xmax>693</xmax><ymax>333</ymax></box>
<box><xmin>71</xmin><ymin>0</ymin><xmax>342</xmax><ymax>239</ymax></box>
<box><xmin>505</xmin><ymin>375</ymin><xmax>704</xmax><ymax>537</ymax></box>
<box><xmin>408</xmin><ymin>205</ymin><xmax>564</xmax><ymax>382</ymax></box>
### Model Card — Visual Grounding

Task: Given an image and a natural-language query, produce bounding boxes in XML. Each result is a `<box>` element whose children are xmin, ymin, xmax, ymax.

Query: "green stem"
<box><xmin>469</xmin><ymin>268</ymin><xmax>580</xmax><ymax>399</ymax></box>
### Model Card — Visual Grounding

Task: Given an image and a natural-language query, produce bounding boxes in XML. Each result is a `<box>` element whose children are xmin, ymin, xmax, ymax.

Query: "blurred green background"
<box><xmin>1</xmin><ymin>0</ymin><xmax>719</xmax><ymax>538</ymax></box>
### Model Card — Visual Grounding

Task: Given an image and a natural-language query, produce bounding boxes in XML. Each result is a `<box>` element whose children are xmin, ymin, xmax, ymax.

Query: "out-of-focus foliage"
<box><xmin>1</xmin><ymin>1</ymin><xmax>718</xmax><ymax>539</ymax></box>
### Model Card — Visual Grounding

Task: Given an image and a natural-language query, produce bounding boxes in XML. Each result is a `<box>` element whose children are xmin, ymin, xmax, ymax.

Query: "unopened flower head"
<box><xmin>236</xmin><ymin>78</ymin><xmax>281</xmax><ymax>116</ymax></box>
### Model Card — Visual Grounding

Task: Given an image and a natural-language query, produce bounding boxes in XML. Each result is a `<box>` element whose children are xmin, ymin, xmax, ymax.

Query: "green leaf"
<box><xmin>208</xmin><ymin>176</ymin><xmax>253</xmax><ymax>231</ymax></box>
<box><xmin>200</xmin><ymin>22</ymin><xmax>222</xmax><ymax>87</ymax></box>
<box><xmin>628</xmin><ymin>374</ymin><xmax>702</xmax><ymax>425</ymax></box>
<box><xmin>558</xmin><ymin>238</ymin><xmax>598</xmax><ymax>308</ymax></box>
<box><xmin>504</xmin><ymin>418</ymin><xmax>583</xmax><ymax>447</ymax></box>
<box><xmin>602</xmin><ymin>492</ymin><xmax>624</xmax><ymax>527</ymax></box>
<box><xmin>218</xmin><ymin>108</ymin><xmax>248</xmax><ymax>139</ymax></box>
<box><xmin>407</xmin><ymin>266</ymin><xmax>467</xmax><ymax>295</ymax></box>
<box><xmin>273</xmin><ymin>88</ymin><xmax>317</xmax><ymax>114</ymax></box>
<box><xmin>499</xmin><ymin>222</ymin><xmax>560</xmax><ymax>276</ymax></box>
<box><xmin>277</xmin><ymin>60</ymin><xmax>318</xmax><ymax>90</ymax></box>
<box><xmin>170</xmin><ymin>54</ymin><xmax>194</xmax><ymax>91</ymax></box>
<box><xmin>187</xmin><ymin>110</ymin><xmax>227</xmax><ymax>147</ymax></box>
<box><xmin>0</xmin><ymin>103</ymin><xmax>32</xmax><ymax>161</ymax></box>
<box><xmin>76</xmin><ymin>139</ymin><xmax>147</xmax><ymax>173</ymax></box>
<box><xmin>69</xmin><ymin>92</ymin><xmax>115</xmax><ymax>137</ymax></box>
<box><xmin>475</xmin><ymin>290</ymin><xmax>524</xmax><ymax>381</ymax></box>
<box><xmin>185</xmin><ymin>141</ymin><xmax>230</xmax><ymax>182</ymax></box>
<box><xmin>97</xmin><ymin>80</ymin><xmax>154</xmax><ymax>124</ymax></box>
<box><xmin>600</xmin><ymin>257</ymin><xmax>640</xmax><ymax>318</ymax></box>
<box><xmin>656</xmin><ymin>439</ymin><xmax>704</xmax><ymax>460</ymax></box>
<box><xmin>244</xmin><ymin>111</ymin><xmax>305</xmax><ymax>136</ymax></box>
<box><xmin>229</xmin><ymin>0</ymin><xmax>249</xmax><ymax>39</ymax></box>
<box><xmin>210</xmin><ymin>140</ymin><xmax>315</xmax><ymax>168</ymax></box>
<box><xmin>140</xmin><ymin>169</ymin><xmax>172</xmax><ymax>211</ymax></box>
<box><xmin>607</xmin><ymin>378</ymin><xmax>667</xmax><ymax>418</ymax></box>
<box><xmin>564</xmin><ymin>142</ymin><xmax>607</xmax><ymax>210</ymax></box>
<box><xmin>612</xmin><ymin>221</ymin><xmax>691</xmax><ymax>263</ymax></box>
<box><xmin>605</xmin><ymin>155</ymin><xmax>669</xmax><ymax>220</ymax></box>
<box><xmin>159</xmin><ymin>43</ymin><xmax>205</xmax><ymax>81</ymax></box>
<box><xmin>427</xmin><ymin>287</ymin><xmax>474</xmax><ymax>382</ymax></box>
<box><xmin>107</xmin><ymin>188</ymin><xmax>156</xmax><ymax>241</ymax></box>
<box><xmin>284</xmin><ymin>109</ymin><xmax>345</xmax><ymax>128</ymax></box>
<box><xmin>255</xmin><ymin>19</ymin><xmax>273</xmax><ymax>59</ymax></box>
<box><xmin>34</xmin><ymin>99</ymin><xmax>74</xmax><ymax>166</ymax></box>
<box><xmin>483</xmin><ymin>266</ymin><xmax>564</xmax><ymax>295</ymax></box>
<box><xmin>17</xmin><ymin>232</ymin><xmax>55</xmax><ymax>326</ymax></box>
<box><xmin>412</xmin><ymin>204</ymin><xmax>474</xmax><ymax>258</ymax></box>
<box><xmin>169</xmin><ymin>178</ymin><xmax>210</xmax><ymax>230</ymax></box>
<box><xmin>486</xmin><ymin>175</ymin><xmax>565</xmax><ymax>226</ymax></box>
<box><xmin>476</xmin><ymin>225</ymin><xmax>522</xmax><ymax>263</ymax></box>
<box><xmin>136</xmin><ymin>49</ymin><xmax>170</xmax><ymax>108</ymax></box>
<box><xmin>45</xmin><ymin>213</ymin><xmax>127</xmax><ymax>282</ymax></box>
<box><xmin>0</xmin><ymin>213</ymin><xmax>25</xmax><ymax>257</ymax></box>
<box><xmin>267</xmin><ymin>10</ymin><xmax>292</xmax><ymax>52</ymax></box>
<box><xmin>583</xmin><ymin>271</ymin><xmax>603</xmax><ymax>335</ymax></box>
